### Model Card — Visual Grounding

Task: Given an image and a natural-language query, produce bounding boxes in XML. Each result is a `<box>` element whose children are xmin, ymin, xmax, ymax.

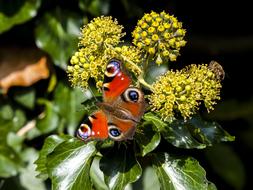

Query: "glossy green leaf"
<box><xmin>143</xmin><ymin>112</ymin><xmax>167</xmax><ymax>132</ymax></box>
<box><xmin>187</xmin><ymin>116</ymin><xmax>235</xmax><ymax>144</ymax></box>
<box><xmin>0</xmin><ymin>104</ymin><xmax>13</xmax><ymax>120</ymax></box>
<box><xmin>205</xmin><ymin>144</ymin><xmax>245</xmax><ymax>190</ymax></box>
<box><xmin>135</xmin><ymin>122</ymin><xmax>161</xmax><ymax>156</ymax></box>
<box><xmin>36</xmin><ymin>99</ymin><xmax>59</xmax><ymax>134</ymax></box>
<box><xmin>47</xmin><ymin>74</ymin><xmax>58</xmax><ymax>93</ymax></box>
<box><xmin>208</xmin><ymin>182</ymin><xmax>217</xmax><ymax>190</ymax></box>
<box><xmin>54</xmin><ymin>82</ymin><xmax>87</xmax><ymax>135</ymax></box>
<box><xmin>0</xmin><ymin>108</ymin><xmax>24</xmax><ymax>177</ymax></box>
<box><xmin>11</xmin><ymin>109</ymin><xmax>26</xmax><ymax>131</ymax></box>
<box><xmin>0</xmin><ymin>146</ymin><xmax>22</xmax><ymax>178</ymax></box>
<box><xmin>152</xmin><ymin>153</ymin><xmax>212</xmax><ymax>190</ymax></box>
<box><xmin>90</xmin><ymin>156</ymin><xmax>108</xmax><ymax>190</ymax></box>
<box><xmin>14</xmin><ymin>89</ymin><xmax>35</xmax><ymax>109</ymax></box>
<box><xmin>0</xmin><ymin>0</ymin><xmax>41</xmax><ymax>33</ymax></box>
<box><xmin>162</xmin><ymin>120</ymin><xmax>207</xmax><ymax>149</ymax></box>
<box><xmin>0</xmin><ymin>104</ymin><xmax>26</xmax><ymax>131</ymax></box>
<box><xmin>47</xmin><ymin>138</ymin><xmax>97</xmax><ymax>190</ymax></box>
<box><xmin>143</xmin><ymin>113</ymin><xmax>205</xmax><ymax>149</ymax></box>
<box><xmin>100</xmin><ymin>146</ymin><xmax>142</xmax><ymax>190</ymax></box>
<box><xmin>7</xmin><ymin>132</ymin><xmax>24</xmax><ymax>152</ymax></box>
<box><xmin>142</xmin><ymin>167</ymin><xmax>160</xmax><ymax>190</ymax></box>
<box><xmin>133</xmin><ymin>166</ymin><xmax>160</xmax><ymax>190</ymax></box>
<box><xmin>79</xmin><ymin>0</ymin><xmax>111</xmax><ymax>16</ymax></box>
<box><xmin>35</xmin><ymin>11</ymin><xmax>82</xmax><ymax>69</ymax></box>
<box><xmin>19</xmin><ymin>148</ymin><xmax>46</xmax><ymax>190</ymax></box>
<box><xmin>35</xmin><ymin>135</ymin><xmax>70</xmax><ymax>180</ymax></box>
<box><xmin>145</xmin><ymin>63</ymin><xmax>168</xmax><ymax>84</ymax></box>
<box><xmin>144</xmin><ymin>112</ymin><xmax>234</xmax><ymax>149</ymax></box>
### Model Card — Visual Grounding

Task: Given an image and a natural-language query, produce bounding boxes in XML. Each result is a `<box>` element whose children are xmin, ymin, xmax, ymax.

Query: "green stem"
<box><xmin>107</xmin><ymin>45</ymin><xmax>154</xmax><ymax>91</ymax></box>
<box><xmin>106</xmin><ymin>45</ymin><xmax>142</xmax><ymax>74</ymax></box>
<box><xmin>138</xmin><ymin>77</ymin><xmax>154</xmax><ymax>91</ymax></box>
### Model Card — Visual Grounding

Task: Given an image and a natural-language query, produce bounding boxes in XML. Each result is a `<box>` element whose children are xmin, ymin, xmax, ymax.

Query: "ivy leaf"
<box><xmin>54</xmin><ymin>82</ymin><xmax>87</xmax><ymax>135</ymax></box>
<box><xmin>36</xmin><ymin>99</ymin><xmax>60</xmax><ymax>134</ymax></box>
<box><xmin>14</xmin><ymin>88</ymin><xmax>35</xmax><ymax>110</ymax></box>
<box><xmin>162</xmin><ymin>116</ymin><xmax>235</xmax><ymax>149</ymax></box>
<box><xmin>187</xmin><ymin>116</ymin><xmax>235</xmax><ymax>144</ymax></box>
<box><xmin>143</xmin><ymin>112</ymin><xmax>167</xmax><ymax>132</ymax></box>
<box><xmin>0</xmin><ymin>145</ymin><xmax>22</xmax><ymax>178</ymax></box>
<box><xmin>142</xmin><ymin>167</ymin><xmax>160</xmax><ymax>190</ymax></box>
<box><xmin>0</xmin><ymin>124</ymin><xmax>22</xmax><ymax>178</ymax></box>
<box><xmin>47</xmin><ymin>138</ymin><xmax>97</xmax><ymax>190</ymax></box>
<box><xmin>19</xmin><ymin>148</ymin><xmax>46</xmax><ymax>190</ymax></box>
<box><xmin>143</xmin><ymin>113</ymin><xmax>205</xmax><ymax>149</ymax></box>
<box><xmin>7</xmin><ymin>132</ymin><xmax>24</xmax><ymax>152</ymax></box>
<box><xmin>205</xmin><ymin>144</ymin><xmax>245</xmax><ymax>190</ymax></box>
<box><xmin>152</xmin><ymin>153</ymin><xmax>213</xmax><ymax>190</ymax></box>
<box><xmin>100</xmin><ymin>146</ymin><xmax>142</xmax><ymax>190</ymax></box>
<box><xmin>35</xmin><ymin>11</ymin><xmax>83</xmax><ymax>69</ymax></box>
<box><xmin>0</xmin><ymin>106</ymin><xmax>25</xmax><ymax>177</ymax></box>
<box><xmin>90</xmin><ymin>156</ymin><xmax>108</xmax><ymax>190</ymax></box>
<box><xmin>0</xmin><ymin>0</ymin><xmax>41</xmax><ymax>33</ymax></box>
<box><xmin>133</xmin><ymin>166</ymin><xmax>160</xmax><ymax>190</ymax></box>
<box><xmin>35</xmin><ymin>135</ymin><xmax>70</xmax><ymax>180</ymax></box>
<box><xmin>144</xmin><ymin>112</ymin><xmax>234</xmax><ymax>149</ymax></box>
<box><xmin>145</xmin><ymin>63</ymin><xmax>168</xmax><ymax>84</ymax></box>
<box><xmin>135</xmin><ymin>122</ymin><xmax>161</xmax><ymax>156</ymax></box>
<box><xmin>0</xmin><ymin>104</ymin><xmax>14</xmax><ymax>120</ymax></box>
<box><xmin>0</xmin><ymin>104</ymin><xmax>26</xmax><ymax>132</ymax></box>
<box><xmin>79</xmin><ymin>0</ymin><xmax>111</xmax><ymax>16</ymax></box>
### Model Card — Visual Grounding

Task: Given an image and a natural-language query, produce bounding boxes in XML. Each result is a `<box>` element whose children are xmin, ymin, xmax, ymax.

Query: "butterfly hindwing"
<box><xmin>77</xmin><ymin>110</ymin><xmax>108</xmax><ymax>141</ymax></box>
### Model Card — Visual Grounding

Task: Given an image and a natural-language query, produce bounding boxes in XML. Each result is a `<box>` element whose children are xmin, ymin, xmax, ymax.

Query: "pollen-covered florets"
<box><xmin>79</xmin><ymin>16</ymin><xmax>125</xmax><ymax>49</ymax></box>
<box><xmin>132</xmin><ymin>11</ymin><xmax>186</xmax><ymax>65</ymax></box>
<box><xmin>148</xmin><ymin>63</ymin><xmax>222</xmax><ymax>121</ymax></box>
<box><xmin>114</xmin><ymin>46</ymin><xmax>143</xmax><ymax>76</ymax></box>
<box><xmin>67</xmin><ymin>16</ymin><xmax>127</xmax><ymax>91</ymax></box>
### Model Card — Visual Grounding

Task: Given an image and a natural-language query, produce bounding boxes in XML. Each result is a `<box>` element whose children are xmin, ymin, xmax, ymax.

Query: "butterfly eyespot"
<box><xmin>77</xmin><ymin>124</ymin><xmax>91</xmax><ymax>140</ymax></box>
<box><xmin>105</xmin><ymin>59</ymin><xmax>120</xmax><ymax>77</ymax></box>
<box><xmin>123</xmin><ymin>87</ymin><xmax>143</xmax><ymax>103</ymax></box>
<box><xmin>108</xmin><ymin>125</ymin><xmax>123</xmax><ymax>140</ymax></box>
<box><xmin>110</xmin><ymin>128</ymin><xmax>121</xmax><ymax>137</ymax></box>
<box><xmin>128</xmin><ymin>90</ymin><xmax>139</xmax><ymax>102</ymax></box>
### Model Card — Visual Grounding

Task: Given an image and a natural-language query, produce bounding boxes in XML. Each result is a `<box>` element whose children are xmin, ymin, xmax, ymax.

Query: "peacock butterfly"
<box><xmin>77</xmin><ymin>59</ymin><xmax>146</xmax><ymax>141</ymax></box>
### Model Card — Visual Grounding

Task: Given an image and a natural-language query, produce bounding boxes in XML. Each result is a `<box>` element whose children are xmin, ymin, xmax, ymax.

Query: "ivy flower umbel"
<box><xmin>67</xmin><ymin>45</ymin><xmax>143</xmax><ymax>90</ymax></box>
<box><xmin>79</xmin><ymin>16</ymin><xmax>125</xmax><ymax>49</ymax></box>
<box><xmin>114</xmin><ymin>46</ymin><xmax>143</xmax><ymax>76</ymax></box>
<box><xmin>132</xmin><ymin>11</ymin><xmax>186</xmax><ymax>64</ymax></box>
<box><xmin>67</xmin><ymin>16</ymin><xmax>128</xmax><ymax>91</ymax></box>
<box><xmin>148</xmin><ymin>62</ymin><xmax>223</xmax><ymax>122</ymax></box>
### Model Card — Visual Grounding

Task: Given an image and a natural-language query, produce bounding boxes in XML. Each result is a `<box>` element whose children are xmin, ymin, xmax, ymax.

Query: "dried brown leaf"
<box><xmin>0</xmin><ymin>48</ymin><xmax>50</xmax><ymax>94</ymax></box>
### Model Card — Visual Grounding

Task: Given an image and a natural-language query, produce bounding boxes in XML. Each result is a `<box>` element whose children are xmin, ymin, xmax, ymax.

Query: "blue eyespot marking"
<box><xmin>109</xmin><ymin>128</ymin><xmax>121</xmax><ymax>137</ymax></box>
<box><xmin>128</xmin><ymin>90</ymin><xmax>139</xmax><ymax>102</ymax></box>
<box><xmin>77</xmin><ymin>125</ymin><xmax>90</xmax><ymax>140</ymax></box>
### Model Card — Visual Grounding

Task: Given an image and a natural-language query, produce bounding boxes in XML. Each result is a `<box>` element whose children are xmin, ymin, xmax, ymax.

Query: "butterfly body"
<box><xmin>77</xmin><ymin>59</ymin><xmax>145</xmax><ymax>141</ymax></box>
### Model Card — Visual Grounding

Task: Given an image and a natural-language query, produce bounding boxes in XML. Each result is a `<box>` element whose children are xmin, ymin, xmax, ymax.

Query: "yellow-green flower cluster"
<box><xmin>67</xmin><ymin>45</ymin><xmax>143</xmax><ymax>91</ymax></box>
<box><xmin>67</xmin><ymin>16</ymin><xmax>126</xmax><ymax>91</ymax></box>
<box><xmin>79</xmin><ymin>16</ymin><xmax>125</xmax><ymax>49</ymax></box>
<box><xmin>132</xmin><ymin>11</ymin><xmax>186</xmax><ymax>65</ymax></box>
<box><xmin>148</xmin><ymin>63</ymin><xmax>222</xmax><ymax>121</ymax></box>
<box><xmin>114</xmin><ymin>46</ymin><xmax>143</xmax><ymax>76</ymax></box>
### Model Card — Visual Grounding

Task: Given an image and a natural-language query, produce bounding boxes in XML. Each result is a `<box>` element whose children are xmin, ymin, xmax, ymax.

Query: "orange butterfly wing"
<box><xmin>77</xmin><ymin>110</ymin><xmax>108</xmax><ymax>141</ymax></box>
<box><xmin>77</xmin><ymin>59</ymin><xmax>145</xmax><ymax>141</ymax></box>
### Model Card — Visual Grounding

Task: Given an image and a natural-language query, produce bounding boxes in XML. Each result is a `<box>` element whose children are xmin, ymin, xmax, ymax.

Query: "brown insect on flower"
<box><xmin>208</xmin><ymin>60</ymin><xmax>225</xmax><ymax>81</ymax></box>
